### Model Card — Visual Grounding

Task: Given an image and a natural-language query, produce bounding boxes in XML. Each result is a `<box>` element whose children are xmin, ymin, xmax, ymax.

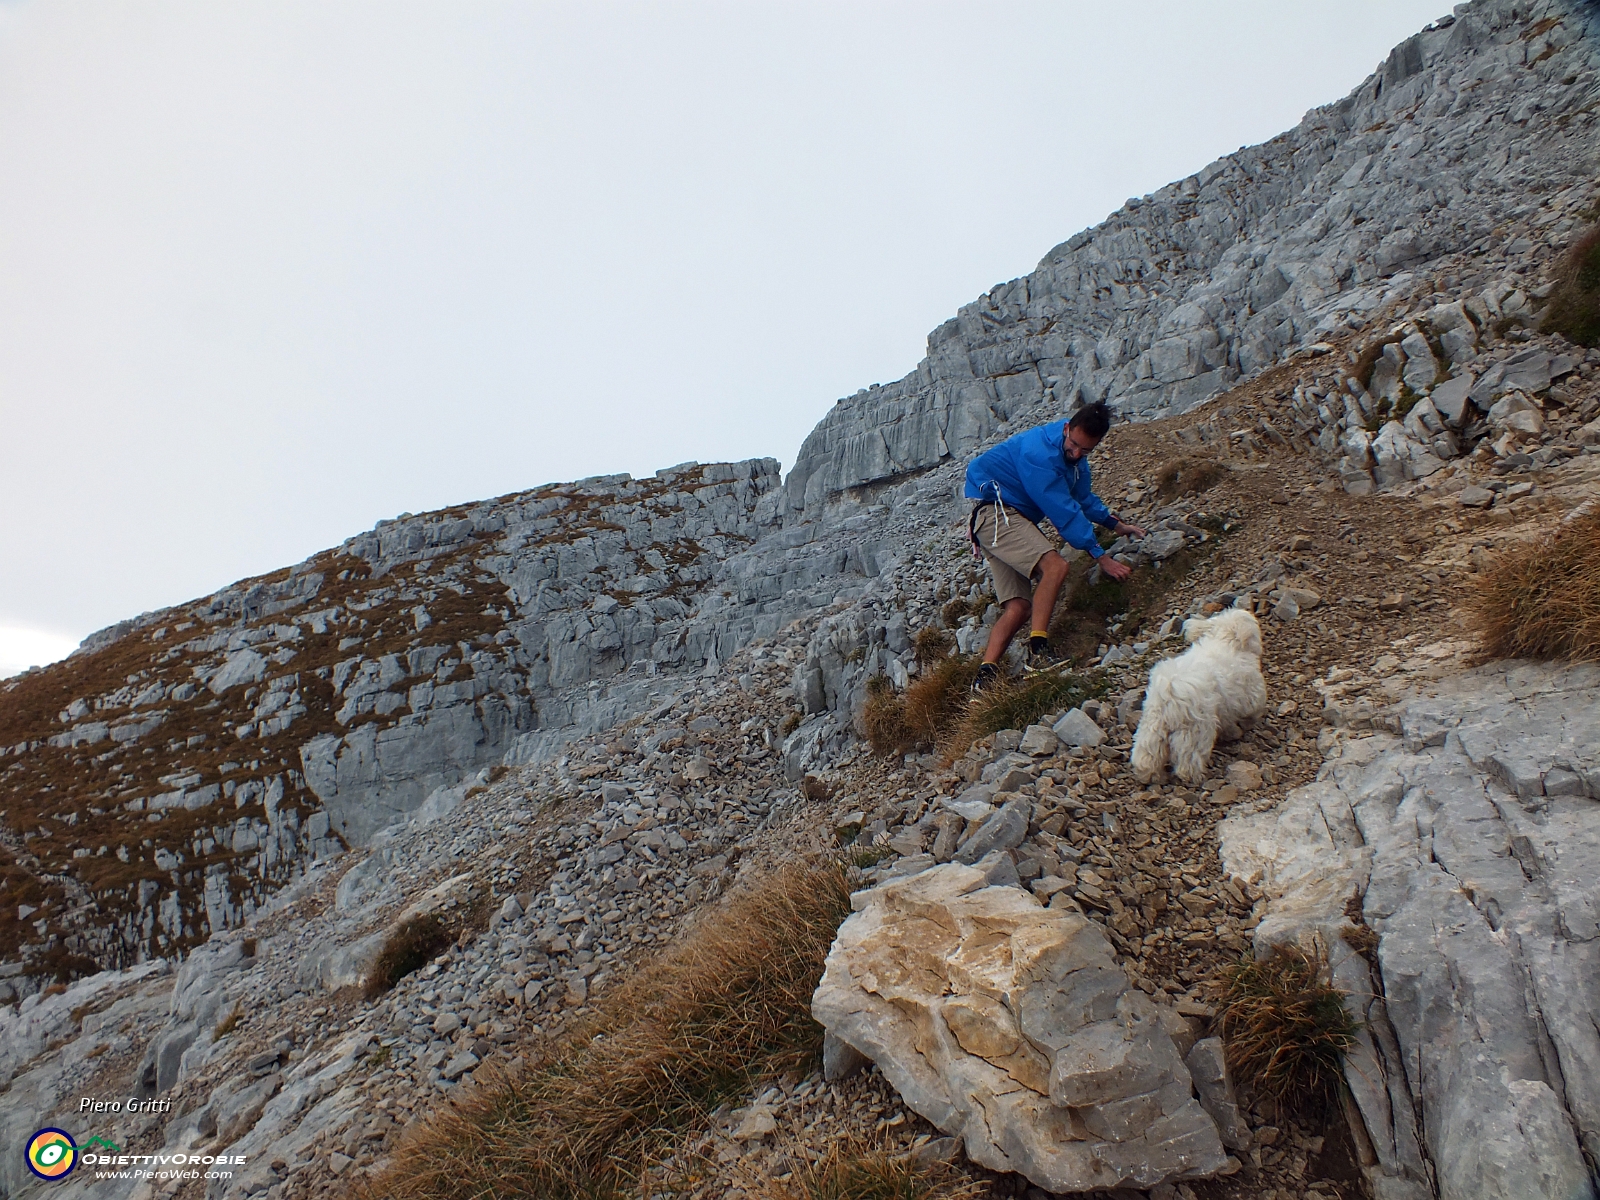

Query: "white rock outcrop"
<box><xmin>1221</xmin><ymin>663</ymin><xmax>1600</xmax><ymax>1200</ymax></box>
<box><xmin>812</xmin><ymin>862</ymin><xmax>1229</xmax><ymax>1192</ymax></box>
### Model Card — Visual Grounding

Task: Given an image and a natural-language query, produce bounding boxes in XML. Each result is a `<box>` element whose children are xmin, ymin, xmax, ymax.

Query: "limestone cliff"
<box><xmin>782</xmin><ymin>0</ymin><xmax>1600</xmax><ymax>514</ymax></box>
<box><xmin>0</xmin><ymin>461</ymin><xmax>800</xmax><ymax>972</ymax></box>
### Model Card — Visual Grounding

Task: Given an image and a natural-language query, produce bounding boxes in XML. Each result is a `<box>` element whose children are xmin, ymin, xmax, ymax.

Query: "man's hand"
<box><xmin>1099</xmin><ymin>556</ymin><xmax>1133</xmax><ymax>582</ymax></box>
<box><xmin>1113</xmin><ymin>520</ymin><xmax>1148</xmax><ymax>539</ymax></box>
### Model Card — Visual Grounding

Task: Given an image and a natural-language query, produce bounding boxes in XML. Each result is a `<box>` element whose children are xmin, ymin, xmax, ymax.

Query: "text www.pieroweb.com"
<box><xmin>84</xmin><ymin>1152</ymin><xmax>243</xmax><ymax>1181</ymax></box>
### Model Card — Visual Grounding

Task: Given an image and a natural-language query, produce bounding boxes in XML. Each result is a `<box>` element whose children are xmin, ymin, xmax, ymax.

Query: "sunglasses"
<box><xmin>1064</xmin><ymin>430</ymin><xmax>1099</xmax><ymax>457</ymax></box>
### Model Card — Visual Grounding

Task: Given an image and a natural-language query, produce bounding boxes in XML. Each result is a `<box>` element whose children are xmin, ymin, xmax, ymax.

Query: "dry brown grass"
<box><xmin>939</xmin><ymin>594</ymin><xmax>987</xmax><ymax>629</ymax></box>
<box><xmin>862</xmin><ymin>654</ymin><xmax>980</xmax><ymax>757</ymax></box>
<box><xmin>1220</xmin><ymin>944</ymin><xmax>1360</xmax><ymax>1108</ymax></box>
<box><xmin>862</xmin><ymin>677</ymin><xmax>915</xmax><ymax>756</ymax></box>
<box><xmin>738</xmin><ymin>1138</ymin><xmax>986</xmax><ymax>1200</ymax></box>
<box><xmin>861</xmin><ymin>644</ymin><xmax>1112</xmax><ymax>762</ymax></box>
<box><xmin>912</xmin><ymin>626</ymin><xmax>954</xmax><ymax>669</ymax></box>
<box><xmin>1470</xmin><ymin>507</ymin><xmax>1600</xmax><ymax>662</ymax></box>
<box><xmin>357</xmin><ymin>861</ymin><xmax>852</xmax><ymax>1200</ymax></box>
<box><xmin>363</xmin><ymin>914</ymin><xmax>451</xmax><ymax>1000</ymax></box>
<box><xmin>1154</xmin><ymin>455</ymin><xmax>1230</xmax><ymax>500</ymax></box>
<box><xmin>952</xmin><ymin>670</ymin><xmax>1105</xmax><ymax>759</ymax></box>
<box><xmin>212</xmin><ymin>1002</ymin><xmax>243</xmax><ymax>1040</ymax></box>
<box><xmin>1541</xmin><ymin>223</ymin><xmax>1600</xmax><ymax>347</ymax></box>
<box><xmin>904</xmin><ymin>656</ymin><xmax>980</xmax><ymax>750</ymax></box>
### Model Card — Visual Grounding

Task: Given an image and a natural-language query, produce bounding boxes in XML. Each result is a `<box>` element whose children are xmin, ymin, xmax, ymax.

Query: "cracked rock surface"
<box><xmin>812</xmin><ymin>862</ymin><xmax>1229</xmax><ymax>1192</ymax></box>
<box><xmin>1221</xmin><ymin>663</ymin><xmax>1600</xmax><ymax>1200</ymax></box>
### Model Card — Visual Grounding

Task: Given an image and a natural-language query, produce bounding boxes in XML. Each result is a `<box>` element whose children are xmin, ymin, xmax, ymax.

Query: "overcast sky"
<box><xmin>0</xmin><ymin>0</ymin><xmax>1447</xmax><ymax>676</ymax></box>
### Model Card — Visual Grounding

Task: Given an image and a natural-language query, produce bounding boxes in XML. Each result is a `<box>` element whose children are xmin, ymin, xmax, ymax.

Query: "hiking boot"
<box><xmin>969</xmin><ymin>662</ymin><xmax>1001</xmax><ymax>702</ymax></box>
<box><xmin>1025</xmin><ymin>642</ymin><xmax>1070</xmax><ymax>674</ymax></box>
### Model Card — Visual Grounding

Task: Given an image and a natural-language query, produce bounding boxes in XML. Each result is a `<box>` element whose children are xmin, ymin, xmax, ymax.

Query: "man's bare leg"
<box><xmin>982</xmin><ymin>598</ymin><xmax>1031</xmax><ymax>664</ymax></box>
<box><xmin>1029</xmin><ymin>551</ymin><xmax>1069</xmax><ymax>640</ymax></box>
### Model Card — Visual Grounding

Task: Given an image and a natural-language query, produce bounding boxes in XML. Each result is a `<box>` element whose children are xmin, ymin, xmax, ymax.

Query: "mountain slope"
<box><xmin>2</xmin><ymin>2</ymin><xmax>1600</xmax><ymax>1198</ymax></box>
<box><xmin>4</xmin><ymin>0</ymin><xmax>1598</xmax><ymax>993</ymax></box>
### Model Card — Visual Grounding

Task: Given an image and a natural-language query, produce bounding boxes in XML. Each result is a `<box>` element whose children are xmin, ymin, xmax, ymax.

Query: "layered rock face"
<box><xmin>1221</xmin><ymin>663</ymin><xmax>1600</xmax><ymax>1200</ymax></box>
<box><xmin>782</xmin><ymin>0</ymin><xmax>1600</xmax><ymax>514</ymax></box>
<box><xmin>0</xmin><ymin>460</ymin><xmax>826</xmax><ymax>973</ymax></box>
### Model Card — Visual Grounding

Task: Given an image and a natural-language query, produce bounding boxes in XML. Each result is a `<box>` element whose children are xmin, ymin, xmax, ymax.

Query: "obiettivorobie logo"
<box><xmin>27</xmin><ymin>1129</ymin><xmax>240</xmax><ymax>1183</ymax></box>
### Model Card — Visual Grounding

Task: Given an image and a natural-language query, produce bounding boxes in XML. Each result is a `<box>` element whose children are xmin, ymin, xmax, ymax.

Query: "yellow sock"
<box><xmin>1030</xmin><ymin>630</ymin><xmax>1049</xmax><ymax>639</ymax></box>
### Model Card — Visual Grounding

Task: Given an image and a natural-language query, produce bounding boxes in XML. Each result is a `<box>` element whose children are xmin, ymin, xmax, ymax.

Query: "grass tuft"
<box><xmin>904</xmin><ymin>656</ymin><xmax>980</xmax><ymax>748</ymax></box>
<box><xmin>359</xmin><ymin>861</ymin><xmax>852</xmax><ymax>1200</ymax></box>
<box><xmin>1541</xmin><ymin>223</ymin><xmax>1600</xmax><ymax>347</ymax></box>
<box><xmin>940</xmin><ymin>593</ymin><xmax>988</xmax><ymax>629</ymax></box>
<box><xmin>861</xmin><ymin>655</ymin><xmax>981</xmax><ymax>757</ymax></box>
<box><xmin>958</xmin><ymin>670</ymin><xmax>1104</xmax><ymax>753</ymax></box>
<box><xmin>213</xmin><ymin>1002</ymin><xmax>242</xmax><ymax>1041</ymax></box>
<box><xmin>846</xmin><ymin>844</ymin><xmax>895</xmax><ymax>868</ymax></box>
<box><xmin>364</xmin><ymin>914</ymin><xmax>451</xmax><ymax>1000</ymax></box>
<box><xmin>860</xmin><ymin>651</ymin><xmax>1108</xmax><ymax>762</ymax></box>
<box><xmin>862</xmin><ymin>676</ymin><xmax>915</xmax><ymax>757</ymax></box>
<box><xmin>1340</xmin><ymin>924</ymin><xmax>1380</xmax><ymax>956</ymax></box>
<box><xmin>744</xmin><ymin>1139</ymin><xmax>984</xmax><ymax>1200</ymax></box>
<box><xmin>1220</xmin><ymin>944</ymin><xmax>1360</xmax><ymax>1107</ymax></box>
<box><xmin>912</xmin><ymin>626</ymin><xmax>954</xmax><ymax>669</ymax></box>
<box><xmin>1470</xmin><ymin>507</ymin><xmax>1600</xmax><ymax>662</ymax></box>
<box><xmin>1154</xmin><ymin>456</ymin><xmax>1229</xmax><ymax>500</ymax></box>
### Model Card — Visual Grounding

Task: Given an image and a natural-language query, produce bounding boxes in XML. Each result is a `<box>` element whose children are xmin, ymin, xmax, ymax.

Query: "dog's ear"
<box><xmin>1224</xmin><ymin>609</ymin><xmax>1263</xmax><ymax>655</ymax></box>
<box><xmin>1182</xmin><ymin>617</ymin><xmax>1209</xmax><ymax>643</ymax></box>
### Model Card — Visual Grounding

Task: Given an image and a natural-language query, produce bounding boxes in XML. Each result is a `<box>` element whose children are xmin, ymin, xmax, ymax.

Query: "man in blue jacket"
<box><xmin>963</xmin><ymin>401</ymin><xmax>1146</xmax><ymax>697</ymax></box>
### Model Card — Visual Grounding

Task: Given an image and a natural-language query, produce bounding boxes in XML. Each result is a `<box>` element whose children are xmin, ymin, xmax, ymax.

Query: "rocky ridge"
<box><xmin>781</xmin><ymin>0</ymin><xmax>1600</xmax><ymax>513</ymax></box>
<box><xmin>0</xmin><ymin>456</ymin><xmax>885</xmax><ymax>976</ymax></box>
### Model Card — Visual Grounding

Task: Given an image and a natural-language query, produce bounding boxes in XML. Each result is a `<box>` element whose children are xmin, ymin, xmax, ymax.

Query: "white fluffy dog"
<box><xmin>1131</xmin><ymin>607</ymin><xmax>1267</xmax><ymax>786</ymax></box>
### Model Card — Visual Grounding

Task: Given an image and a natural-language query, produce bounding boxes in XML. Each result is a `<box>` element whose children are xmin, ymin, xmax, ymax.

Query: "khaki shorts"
<box><xmin>971</xmin><ymin>505</ymin><xmax>1055</xmax><ymax>605</ymax></box>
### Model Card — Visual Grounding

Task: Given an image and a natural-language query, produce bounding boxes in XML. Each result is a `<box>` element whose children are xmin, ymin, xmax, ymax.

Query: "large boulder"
<box><xmin>812</xmin><ymin>863</ymin><xmax>1228</xmax><ymax>1192</ymax></box>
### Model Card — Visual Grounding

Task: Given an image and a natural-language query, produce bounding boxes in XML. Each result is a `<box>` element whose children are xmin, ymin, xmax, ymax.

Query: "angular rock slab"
<box><xmin>1054</xmin><ymin>707</ymin><xmax>1107</xmax><ymax>749</ymax></box>
<box><xmin>813</xmin><ymin>862</ymin><xmax>1227</xmax><ymax>1191</ymax></box>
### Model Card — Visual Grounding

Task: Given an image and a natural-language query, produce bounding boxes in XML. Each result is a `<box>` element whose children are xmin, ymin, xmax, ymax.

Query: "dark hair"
<box><xmin>1068</xmin><ymin>400</ymin><xmax>1112</xmax><ymax>440</ymax></box>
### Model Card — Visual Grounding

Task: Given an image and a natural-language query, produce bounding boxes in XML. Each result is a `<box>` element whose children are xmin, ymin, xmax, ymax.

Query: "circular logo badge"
<box><xmin>27</xmin><ymin>1129</ymin><xmax>77</xmax><ymax>1180</ymax></box>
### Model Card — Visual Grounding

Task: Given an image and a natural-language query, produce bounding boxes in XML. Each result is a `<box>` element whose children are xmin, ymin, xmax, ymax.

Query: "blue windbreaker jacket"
<box><xmin>963</xmin><ymin>420</ymin><xmax>1116</xmax><ymax>558</ymax></box>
